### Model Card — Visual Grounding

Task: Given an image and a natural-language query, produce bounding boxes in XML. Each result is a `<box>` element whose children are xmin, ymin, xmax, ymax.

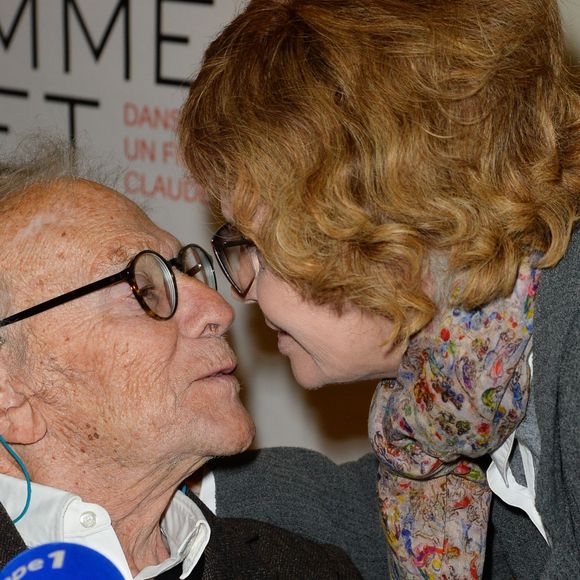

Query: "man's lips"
<box><xmin>199</xmin><ymin>360</ymin><xmax>237</xmax><ymax>379</ymax></box>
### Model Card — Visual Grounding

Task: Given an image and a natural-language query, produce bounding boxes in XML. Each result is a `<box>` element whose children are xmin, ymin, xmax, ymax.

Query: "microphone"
<box><xmin>1</xmin><ymin>542</ymin><xmax>124</xmax><ymax>579</ymax></box>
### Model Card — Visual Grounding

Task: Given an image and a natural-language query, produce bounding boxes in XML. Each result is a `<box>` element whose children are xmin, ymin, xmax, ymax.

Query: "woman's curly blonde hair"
<box><xmin>179</xmin><ymin>0</ymin><xmax>580</xmax><ymax>342</ymax></box>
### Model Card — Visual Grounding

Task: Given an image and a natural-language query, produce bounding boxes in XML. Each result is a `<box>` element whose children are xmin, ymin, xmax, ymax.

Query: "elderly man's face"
<box><xmin>3</xmin><ymin>179</ymin><xmax>254</xmax><ymax>481</ymax></box>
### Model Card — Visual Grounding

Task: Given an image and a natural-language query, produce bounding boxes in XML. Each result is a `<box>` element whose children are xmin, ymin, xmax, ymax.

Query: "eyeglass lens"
<box><xmin>214</xmin><ymin>225</ymin><xmax>257</xmax><ymax>295</ymax></box>
<box><xmin>180</xmin><ymin>245</ymin><xmax>217</xmax><ymax>290</ymax></box>
<box><xmin>225</xmin><ymin>245</ymin><xmax>258</xmax><ymax>295</ymax></box>
<box><xmin>133</xmin><ymin>252</ymin><xmax>176</xmax><ymax>319</ymax></box>
<box><xmin>132</xmin><ymin>245</ymin><xmax>216</xmax><ymax>319</ymax></box>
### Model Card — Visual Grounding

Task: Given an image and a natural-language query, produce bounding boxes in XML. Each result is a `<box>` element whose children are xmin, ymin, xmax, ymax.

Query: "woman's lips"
<box><xmin>264</xmin><ymin>318</ymin><xmax>280</xmax><ymax>332</ymax></box>
<box><xmin>264</xmin><ymin>318</ymin><xmax>294</xmax><ymax>354</ymax></box>
<box><xmin>277</xmin><ymin>330</ymin><xmax>294</xmax><ymax>354</ymax></box>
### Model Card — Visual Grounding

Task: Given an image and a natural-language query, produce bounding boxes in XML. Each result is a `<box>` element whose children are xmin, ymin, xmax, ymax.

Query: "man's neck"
<box><xmin>16</xmin><ymin>448</ymin><xmax>205</xmax><ymax>575</ymax></box>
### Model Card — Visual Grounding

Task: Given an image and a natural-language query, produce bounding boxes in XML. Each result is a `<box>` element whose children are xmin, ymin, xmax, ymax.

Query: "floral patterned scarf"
<box><xmin>369</xmin><ymin>257</ymin><xmax>540</xmax><ymax>579</ymax></box>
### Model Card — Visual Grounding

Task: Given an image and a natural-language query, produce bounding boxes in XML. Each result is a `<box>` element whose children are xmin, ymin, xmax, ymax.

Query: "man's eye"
<box><xmin>135</xmin><ymin>272</ymin><xmax>164</xmax><ymax>307</ymax></box>
<box><xmin>139</xmin><ymin>285</ymin><xmax>155</xmax><ymax>298</ymax></box>
<box><xmin>138</xmin><ymin>285</ymin><xmax>167</xmax><ymax>312</ymax></box>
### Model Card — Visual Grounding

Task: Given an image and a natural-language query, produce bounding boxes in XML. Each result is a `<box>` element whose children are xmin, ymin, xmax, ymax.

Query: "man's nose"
<box><xmin>177</xmin><ymin>273</ymin><xmax>234</xmax><ymax>337</ymax></box>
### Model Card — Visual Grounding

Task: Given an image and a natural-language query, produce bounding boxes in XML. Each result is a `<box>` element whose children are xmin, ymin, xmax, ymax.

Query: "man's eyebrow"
<box><xmin>103</xmin><ymin>245</ymin><xmax>137</xmax><ymax>271</ymax></box>
<box><xmin>101</xmin><ymin>242</ymin><xmax>179</xmax><ymax>271</ymax></box>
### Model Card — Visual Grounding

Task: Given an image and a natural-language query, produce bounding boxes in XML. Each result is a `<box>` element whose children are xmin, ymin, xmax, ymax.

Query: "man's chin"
<box><xmin>238</xmin><ymin>417</ymin><xmax>256</xmax><ymax>452</ymax></box>
<box><xmin>221</xmin><ymin>414</ymin><xmax>256</xmax><ymax>456</ymax></box>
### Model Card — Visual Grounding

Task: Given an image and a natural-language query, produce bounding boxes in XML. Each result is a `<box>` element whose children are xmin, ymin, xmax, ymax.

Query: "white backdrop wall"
<box><xmin>1</xmin><ymin>0</ymin><xmax>578</xmax><ymax>463</ymax></box>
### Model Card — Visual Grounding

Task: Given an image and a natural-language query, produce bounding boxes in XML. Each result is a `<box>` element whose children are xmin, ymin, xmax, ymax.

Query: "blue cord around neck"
<box><xmin>0</xmin><ymin>434</ymin><xmax>32</xmax><ymax>523</ymax></box>
<box><xmin>0</xmin><ymin>434</ymin><xmax>184</xmax><ymax>523</ymax></box>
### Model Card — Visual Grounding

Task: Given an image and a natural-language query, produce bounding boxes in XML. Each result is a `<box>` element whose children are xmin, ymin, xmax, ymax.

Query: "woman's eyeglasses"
<box><xmin>211</xmin><ymin>223</ymin><xmax>258</xmax><ymax>296</ymax></box>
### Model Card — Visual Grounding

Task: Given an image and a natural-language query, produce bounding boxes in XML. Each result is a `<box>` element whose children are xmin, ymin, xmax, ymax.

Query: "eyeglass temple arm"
<box><xmin>169</xmin><ymin>256</ymin><xmax>203</xmax><ymax>276</ymax></box>
<box><xmin>0</xmin><ymin>270</ymin><xmax>128</xmax><ymax>328</ymax></box>
<box><xmin>222</xmin><ymin>239</ymin><xmax>253</xmax><ymax>248</ymax></box>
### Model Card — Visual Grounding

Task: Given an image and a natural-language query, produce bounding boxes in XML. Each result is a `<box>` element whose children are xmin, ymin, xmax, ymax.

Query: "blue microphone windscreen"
<box><xmin>1</xmin><ymin>542</ymin><xmax>124</xmax><ymax>579</ymax></box>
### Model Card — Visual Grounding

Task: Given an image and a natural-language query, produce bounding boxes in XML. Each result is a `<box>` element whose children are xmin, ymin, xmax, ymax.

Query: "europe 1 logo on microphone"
<box><xmin>1</xmin><ymin>543</ymin><xmax>124</xmax><ymax>580</ymax></box>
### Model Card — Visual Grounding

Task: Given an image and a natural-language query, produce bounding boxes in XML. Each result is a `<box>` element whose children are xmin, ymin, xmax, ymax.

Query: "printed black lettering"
<box><xmin>63</xmin><ymin>0</ymin><xmax>130</xmax><ymax>79</ymax></box>
<box><xmin>44</xmin><ymin>93</ymin><xmax>100</xmax><ymax>144</ymax></box>
<box><xmin>0</xmin><ymin>0</ymin><xmax>38</xmax><ymax>68</ymax></box>
<box><xmin>155</xmin><ymin>0</ymin><xmax>213</xmax><ymax>87</ymax></box>
<box><xmin>0</xmin><ymin>86</ymin><xmax>29</xmax><ymax>133</ymax></box>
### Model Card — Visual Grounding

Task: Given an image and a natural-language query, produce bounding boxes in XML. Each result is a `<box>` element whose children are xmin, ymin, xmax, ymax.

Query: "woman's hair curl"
<box><xmin>180</xmin><ymin>0</ymin><xmax>580</xmax><ymax>341</ymax></box>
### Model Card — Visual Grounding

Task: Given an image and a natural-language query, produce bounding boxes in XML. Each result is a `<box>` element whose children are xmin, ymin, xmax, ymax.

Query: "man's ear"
<box><xmin>0</xmin><ymin>365</ymin><xmax>47</xmax><ymax>445</ymax></box>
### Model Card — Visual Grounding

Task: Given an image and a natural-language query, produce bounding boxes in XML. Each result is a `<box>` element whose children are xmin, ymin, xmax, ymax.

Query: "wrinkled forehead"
<box><xmin>2</xmin><ymin>178</ymin><xmax>177</xmax><ymax>281</ymax></box>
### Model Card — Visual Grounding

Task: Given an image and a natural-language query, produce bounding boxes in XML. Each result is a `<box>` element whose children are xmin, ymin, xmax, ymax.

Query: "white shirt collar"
<box><xmin>0</xmin><ymin>475</ymin><xmax>210</xmax><ymax>579</ymax></box>
<box><xmin>486</xmin><ymin>351</ymin><xmax>550</xmax><ymax>545</ymax></box>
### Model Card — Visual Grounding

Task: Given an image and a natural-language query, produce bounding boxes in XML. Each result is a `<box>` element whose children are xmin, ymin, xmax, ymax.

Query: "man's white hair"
<box><xmin>0</xmin><ymin>133</ymin><xmax>120</xmax><ymax>200</ymax></box>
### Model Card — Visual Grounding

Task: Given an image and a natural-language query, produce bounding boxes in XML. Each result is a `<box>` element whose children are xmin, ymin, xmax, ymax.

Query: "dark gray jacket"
<box><xmin>212</xmin><ymin>229</ymin><xmax>580</xmax><ymax>579</ymax></box>
<box><xmin>0</xmin><ymin>492</ymin><xmax>362</xmax><ymax>579</ymax></box>
<box><xmin>488</xmin><ymin>227</ymin><xmax>580</xmax><ymax>578</ymax></box>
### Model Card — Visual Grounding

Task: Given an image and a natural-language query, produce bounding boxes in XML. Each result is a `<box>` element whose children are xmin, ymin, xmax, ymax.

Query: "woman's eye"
<box><xmin>256</xmin><ymin>249</ymin><xmax>267</xmax><ymax>271</ymax></box>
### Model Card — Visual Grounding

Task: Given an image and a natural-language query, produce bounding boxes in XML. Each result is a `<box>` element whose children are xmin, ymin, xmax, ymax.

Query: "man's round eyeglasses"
<box><xmin>0</xmin><ymin>244</ymin><xmax>216</xmax><ymax>328</ymax></box>
<box><xmin>211</xmin><ymin>223</ymin><xmax>257</xmax><ymax>296</ymax></box>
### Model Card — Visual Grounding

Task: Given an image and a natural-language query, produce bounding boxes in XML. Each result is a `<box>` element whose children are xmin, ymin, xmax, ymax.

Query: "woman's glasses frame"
<box><xmin>211</xmin><ymin>223</ymin><xmax>256</xmax><ymax>296</ymax></box>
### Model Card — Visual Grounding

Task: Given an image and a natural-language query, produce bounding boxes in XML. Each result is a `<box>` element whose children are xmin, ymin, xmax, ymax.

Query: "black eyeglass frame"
<box><xmin>0</xmin><ymin>244</ymin><xmax>216</xmax><ymax>328</ymax></box>
<box><xmin>211</xmin><ymin>224</ymin><xmax>257</xmax><ymax>296</ymax></box>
